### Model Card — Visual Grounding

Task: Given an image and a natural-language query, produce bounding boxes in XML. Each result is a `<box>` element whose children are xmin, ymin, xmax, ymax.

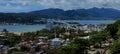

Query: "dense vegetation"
<box><xmin>2</xmin><ymin>20</ymin><xmax>120</xmax><ymax>54</ymax></box>
<box><xmin>110</xmin><ymin>40</ymin><xmax>120</xmax><ymax>54</ymax></box>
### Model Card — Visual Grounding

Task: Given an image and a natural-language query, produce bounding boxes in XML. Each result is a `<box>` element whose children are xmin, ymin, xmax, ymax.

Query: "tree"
<box><xmin>53</xmin><ymin>26</ymin><xmax>66</xmax><ymax>37</ymax></box>
<box><xmin>105</xmin><ymin>24</ymin><xmax>118</xmax><ymax>37</ymax></box>
<box><xmin>8</xmin><ymin>48</ymin><xmax>19</xmax><ymax>54</ymax></box>
<box><xmin>72</xmin><ymin>39</ymin><xmax>90</xmax><ymax>54</ymax></box>
<box><xmin>20</xmin><ymin>46</ymin><xmax>30</xmax><ymax>52</ymax></box>
<box><xmin>53</xmin><ymin>26</ymin><xmax>66</xmax><ymax>33</ymax></box>
<box><xmin>110</xmin><ymin>40</ymin><xmax>120</xmax><ymax>54</ymax></box>
<box><xmin>58</xmin><ymin>44</ymin><xmax>79</xmax><ymax>54</ymax></box>
<box><xmin>90</xmin><ymin>33</ymin><xmax>109</xmax><ymax>47</ymax></box>
<box><xmin>105</xmin><ymin>20</ymin><xmax>120</xmax><ymax>39</ymax></box>
<box><xmin>22</xmin><ymin>32</ymin><xmax>35</xmax><ymax>40</ymax></box>
<box><xmin>58</xmin><ymin>39</ymin><xmax>90</xmax><ymax>54</ymax></box>
<box><xmin>38</xmin><ymin>29</ymin><xmax>51</xmax><ymax>33</ymax></box>
<box><xmin>117</xmin><ymin>26</ymin><xmax>120</xmax><ymax>37</ymax></box>
<box><xmin>8</xmin><ymin>36</ymin><xmax>21</xmax><ymax>47</ymax></box>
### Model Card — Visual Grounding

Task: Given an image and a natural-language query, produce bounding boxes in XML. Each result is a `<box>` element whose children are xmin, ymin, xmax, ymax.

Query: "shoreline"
<box><xmin>0</xmin><ymin>20</ymin><xmax>115</xmax><ymax>33</ymax></box>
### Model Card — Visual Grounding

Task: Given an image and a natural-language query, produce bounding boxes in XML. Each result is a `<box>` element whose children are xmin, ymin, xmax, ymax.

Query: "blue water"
<box><xmin>62</xmin><ymin>20</ymin><xmax>115</xmax><ymax>25</ymax></box>
<box><xmin>0</xmin><ymin>20</ymin><xmax>116</xmax><ymax>32</ymax></box>
<box><xmin>0</xmin><ymin>24</ymin><xmax>45</xmax><ymax>33</ymax></box>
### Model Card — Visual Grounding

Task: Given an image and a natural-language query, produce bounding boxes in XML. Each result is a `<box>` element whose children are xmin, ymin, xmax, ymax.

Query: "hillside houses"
<box><xmin>46</xmin><ymin>20</ymin><xmax>107</xmax><ymax>33</ymax></box>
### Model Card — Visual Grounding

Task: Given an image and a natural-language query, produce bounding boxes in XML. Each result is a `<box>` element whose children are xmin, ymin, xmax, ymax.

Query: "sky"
<box><xmin>0</xmin><ymin>0</ymin><xmax>120</xmax><ymax>13</ymax></box>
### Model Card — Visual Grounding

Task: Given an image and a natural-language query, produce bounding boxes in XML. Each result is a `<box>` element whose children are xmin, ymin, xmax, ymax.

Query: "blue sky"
<box><xmin>0</xmin><ymin>0</ymin><xmax>120</xmax><ymax>13</ymax></box>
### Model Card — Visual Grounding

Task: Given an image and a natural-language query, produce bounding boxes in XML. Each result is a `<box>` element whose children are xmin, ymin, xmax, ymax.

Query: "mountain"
<box><xmin>0</xmin><ymin>8</ymin><xmax>120</xmax><ymax>23</ymax></box>
<box><xmin>29</xmin><ymin>8</ymin><xmax>65</xmax><ymax>19</ymax></box>
<box><xmin>29</xmin><ymin>7</ymin><xmax>120</xmax><ymax>20</ymax></box>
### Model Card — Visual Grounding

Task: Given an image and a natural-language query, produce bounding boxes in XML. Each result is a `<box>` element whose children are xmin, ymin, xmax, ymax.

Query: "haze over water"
<box><xmin>0</xmin><ymin>20</ymin><xmax>115</xmax><ymax>33</ymax></box>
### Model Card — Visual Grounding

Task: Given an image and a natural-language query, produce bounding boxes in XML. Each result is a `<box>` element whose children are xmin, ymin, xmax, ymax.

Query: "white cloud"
<box><xmin>0</xmin><ymin>0</ymin><xmax>120</xmax><ymax>12</ymax></box>
<box><xmin>19</xmin><ymin>0</ymin><xmax>120</xmax><ymax>10</ymax></box>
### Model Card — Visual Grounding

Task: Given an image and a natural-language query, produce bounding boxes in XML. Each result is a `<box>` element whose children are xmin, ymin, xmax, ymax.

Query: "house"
<box><xmin>78</xmin><ymin>36</ymin><xmax>90</xmax><ymax>39</ymax></box>
<box><xmin>51</xmin><ymin>38</ymin><xmax>61</xmax><ymax>47</ymax></box>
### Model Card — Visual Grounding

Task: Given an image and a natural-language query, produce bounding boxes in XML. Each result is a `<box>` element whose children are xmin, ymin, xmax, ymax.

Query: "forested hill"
<box><xmin>0</xmin><ymin>7</ymin><xmax>120</xmax><ymax>23</ymax></box>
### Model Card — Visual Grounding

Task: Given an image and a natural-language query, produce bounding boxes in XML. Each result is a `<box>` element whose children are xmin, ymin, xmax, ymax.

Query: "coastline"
<box><xmin>0</xmin><ymin>20</ymin><xmax>115</xmax><ymax>33</ymax></box>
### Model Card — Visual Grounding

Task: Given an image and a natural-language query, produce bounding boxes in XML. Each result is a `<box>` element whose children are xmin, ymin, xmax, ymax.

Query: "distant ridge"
<box><xmin>29</xmin><ymin>7</ymin><xmax>120</xmax><ymax>20</ymax></box>
<box><xmin>0</xmin><ymin>7</ymin><xmax>120</xmax><ymax>23</ymax></box>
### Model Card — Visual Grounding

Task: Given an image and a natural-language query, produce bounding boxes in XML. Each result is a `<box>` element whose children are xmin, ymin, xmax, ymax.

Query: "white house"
<box><xmin>51</xmin><ymin>38</ymin><xmax>61</xmax><ymax>46</ymax></box>
<box><xmin>79</xmin><ymin>36</ymin><xmax>90</xmax><ymax>39</ymax></box>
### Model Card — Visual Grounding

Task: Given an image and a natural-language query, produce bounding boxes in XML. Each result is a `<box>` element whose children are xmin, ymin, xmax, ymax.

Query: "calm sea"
<box><xmin>0</xmin><ymin>20</ymin><xmax>116</xmax><ymax>32</ymax></box>
<box><xmin>0</xmin><ymin>24</ymin><xmax>45</xmax><ymax>33</ymax></box>
<box><xmin>62</xmin><ymin>20</ymin><xmax>115</xmax><ymax>25</ymax></box>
